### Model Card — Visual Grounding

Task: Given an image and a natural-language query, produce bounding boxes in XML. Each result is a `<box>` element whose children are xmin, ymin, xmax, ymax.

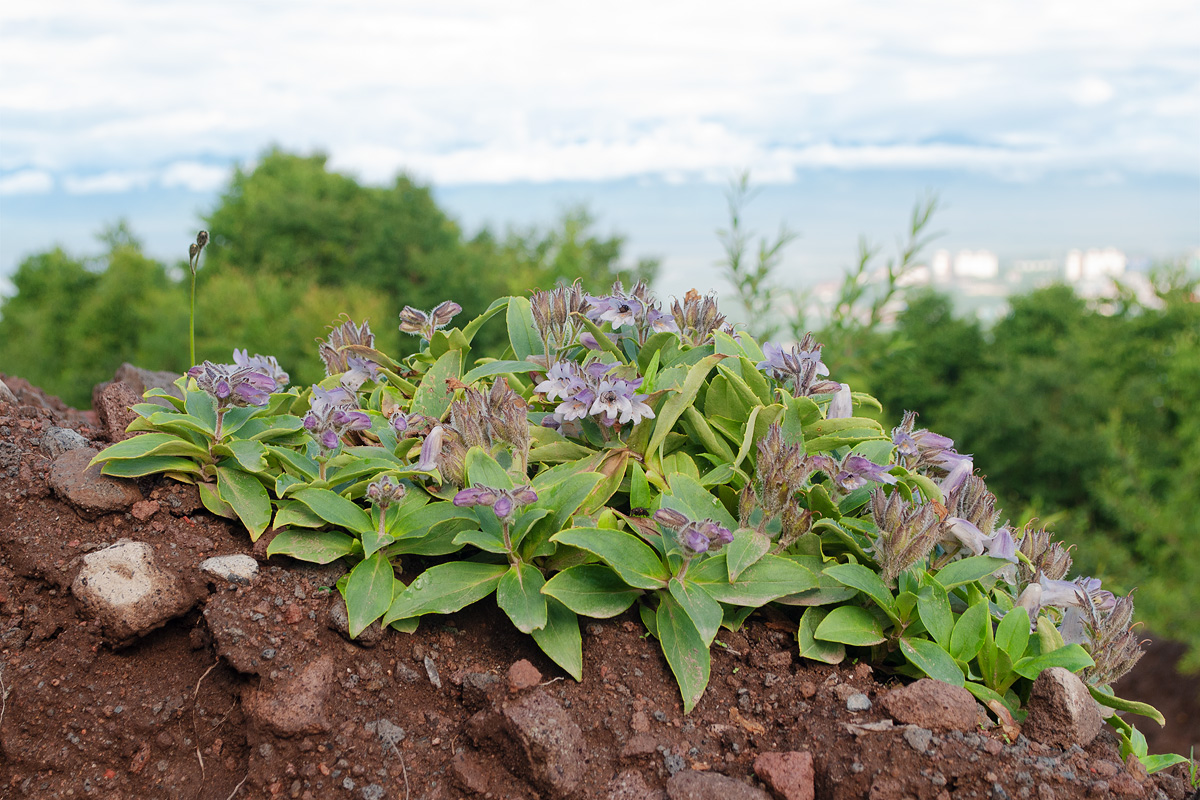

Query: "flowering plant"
<box><xmin>93</xmin><ymin>281</ymin><xmax>1166</xmax><ymax>748</ymax></box>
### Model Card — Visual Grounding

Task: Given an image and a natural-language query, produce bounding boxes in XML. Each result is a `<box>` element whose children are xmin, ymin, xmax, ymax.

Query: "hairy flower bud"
<box><xmin>870</xmin><ymin>489</ymin><xmax>942</xmax><ymax>585</ymax></box>
<box><xmin>319</xmin><ymin>315</ymin><xmax>374</xmax><ymax>377</ymax></box>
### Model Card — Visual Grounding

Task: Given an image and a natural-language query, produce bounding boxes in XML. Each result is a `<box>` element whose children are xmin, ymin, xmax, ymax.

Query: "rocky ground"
<box><xmin>1</xmin><ymin>371</ymin><xmax>1197</xmax><ymax>800</ymax></box>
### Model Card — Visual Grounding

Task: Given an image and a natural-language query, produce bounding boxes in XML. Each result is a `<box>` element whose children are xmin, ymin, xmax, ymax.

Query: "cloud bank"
<box><xmin>1</xmin><ymin>0</ymin><xmax>1197</xmax><ymax>193</ymax></box>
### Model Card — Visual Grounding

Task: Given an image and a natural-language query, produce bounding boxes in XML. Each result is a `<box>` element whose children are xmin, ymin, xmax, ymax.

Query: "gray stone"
<box><xmin>199</xmin><ymin>554</ymin><xmax>260</xmax><ymax>585</ymax></box>
<box><xmin>846</xmin><ymin>693</ymin><xmax>872</xmax><ymax>711</ymax></box>
<box><xmin>501</xmin><ymin>689</ymin><xmax>588</xmax><ymax>796</ymax></box>
<box><xmin>904</xmin><ymin>726</ymin><xmax>934</xmax><ymax>753</ymax></box>
<box><xmin>71</xmin><ymin>540</ymin><xmax>198</xmax><ymax>645</ymax></box>
<box><xmin>0</xmin><ymin>377</ymin><xmax>17</xmax><ymax>406</ymax></box>
<box><xmin>40</xmin><ymin>426</ymin><xmax>91</xmax><ymax>458</ymax></box>
<box><xmin>666</xmin><ymin>770</ymin><xmax>772</xmax><ymax>800</ymax></box>
<box><xmin>1022</xmin><ymin>667</ymin><xmax>1103</xmax><ymax>749</ymax></box>
<box><xmin>50</xmin><ymin>448</ymin><xmax>143</xmax><ymax>518</ymax></box>
<box><xmin>373</xmin><ymin>719</ymin><xmax>406</xmax><ymax>751</ymax></box>
<box><xmin>879</xmin><ymin>678</ymin><xmax>980</xmax><ymax>731</ymax></box>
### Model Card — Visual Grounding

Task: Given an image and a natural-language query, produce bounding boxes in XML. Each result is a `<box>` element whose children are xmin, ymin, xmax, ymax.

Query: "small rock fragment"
<box><xmin>40</xmin><ymin>426</ymin><xmax>90</xmax><ymax>458</ymax></box>
<box><xmin>607</xmin><ymin>769</ymin><xmax>667</xmax><ymax>800</ymax></box>
<box><xmin>424</xmin><ymin>655</ymin><xmax>442</xmax><ymax>688</ymax></box>
<box><xmin>903</xmin><ymin>726</ymin><xmax>934</xmax><ymax>754</ymax></box>
<box><xmin>879</xmin><ymin>678</ymin><xmax>979</xmax><ymax>731</ymax></box>
<box><xmin>1022</xmin><ymin>667</ymin><xmax>1103</xmax><ymax>749</ymax></box>
<box><xmin>508</xmin><ymin>659</ymin><xmax>542</xmax><ymax>691</ymax></box>
<box><xmin>199</xmin><ymin>554</ymin><xmax>259</xmax><ymax>584</ymax></box>
<box><xmin>666</xmin><ymin>770</ymin><xmax>772</xmax><ymax>800</ymax></box>
<box><xmin>846</xmin><ymin>693</ymin><xmax>872</xmax><ymax>712</ymax></box>
<box><xmin>131</xmin><ymin>500</ymin><xmax>160</xmax><ymax>521</ymax></box>
<box><xmin>450</xmin><ymin>750</ymin><xmax>493</xmax><ymax>794</ymax></box>
<box><xmin>242</xmin><ymin>655</ymin><xmax>334</xmax><ymax>737</ymax></box>
<box><xmin>501</xmin><ymin>689</ymin><xmax>588</xmax><ymax>796</ymax></box>
<box><xmin>93</xmin><ymin>381</ymin><xmax>143</xmax><ymax>443</ymax></box>
<box><xmin>620</xmin><ymin>732</ymin><xmax>660</xmax><ymax>759</ymax></box>
<box><xmin>71</xmin><ymin>540</ymin><xmax>198</xmax><ymax>645</ymax></box>
<box><xmin>50</xmin><ymin>448</ymin><xmax>143</xmax><ymax>518</ymax></box>
<box><xmin>754</xmin><ymin>751</ymin><xmax>815</xmax><ymax>800</ymax></box>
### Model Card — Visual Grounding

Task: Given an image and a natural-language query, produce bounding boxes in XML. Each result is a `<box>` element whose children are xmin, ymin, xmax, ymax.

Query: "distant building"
<box><xmin>953</xmin><ymin>250</ymin><xmax>999</xmax><ymax>280</ymax></box>
<box><xmin>931</xmin><ymin>250</ymin><xmax>953</xmax><ymax>282</ymax></box>
<box><xmin>1065</xmin><ymin>248</ymin><xmax>1126</xmax><ymax>282</ymax></box>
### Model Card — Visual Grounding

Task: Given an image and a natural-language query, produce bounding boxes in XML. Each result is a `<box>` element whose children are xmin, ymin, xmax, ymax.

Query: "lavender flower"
<box><xmin>756</xmin><ymin>335</ymin><xmax>841</xmax><ymax>397</ymax></box>
<box><xmin>453</xmin><ymin>484</ymin><xmax>537</xmax><ymax>520</ymax></box>
<box><xmin>366</xmin><ymin>475</ymin><xmax>407</xmax><ymax>508</ymax></box>
<box><xmin>341</xmin><ymin>356</ymin><xmax>384</xmax><ymax>391</ymax></box>
<box><xmin>303</xmin><ymin>385</ymin><xmax>371</xmax><ymax>453</ymax></box>
<box><xmin>319</xmin><ymin>316</ymin><xmax>374</xmax><ymax>377</ymax></box>
<box><xmin>942</xmin><ymin>517</ymin><xmax>1018</xmax><ymax>561</ymax></box>
<box><xmin>653</xmin><ymin>509</ymin><xmax>733</xmax><ymax>556</ymax></box>
<box><xmin>535</xmin><ymin>362</ymin><xmax>586</xmax><ymax>402</ymax></box>
<box><xmin>646</xmin><ymin>307</ymin><xmax>679</xmax><ymax>334</ymax></box>
<box><xmin>833</xmin><ymin>455</ymin><xmax>899</xmax><ymax>493</ymax></box>
<box><xmin>399</xmin><ymin>301</ymin><xmax>462</xmax><ymax>341</ymax></box>
<box><xmin>232</xmin><ymin>349</ymin><xmax>290</xmax><ymax>390</ymax></box>
<box><xmin>1016</xmin><ymin>575</ymin><xmax>1117</xmax><ymax>619</ymax></box>
<box><xmin>416</xmin><ymin>425</ymin><xmax>445</xmax><ymax>472</ymax></box>
<box><xmin>188</xmin><ymin>361</ymin><xmax>275</xmax><ymax>409</ymax></box>
<box><xmin>827</xmin><ymin>384</ymin><xmax>852</xmax><ymax>419</ymax></box>
<box><xmin>590</xmin><ymin>380</ymin><xmax>633</xmax><ymax>424</ymax></box>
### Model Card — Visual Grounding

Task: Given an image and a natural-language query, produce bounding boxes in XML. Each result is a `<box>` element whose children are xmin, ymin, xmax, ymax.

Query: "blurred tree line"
<box><xmin>0</xmin><ymin>149</ymin><xmax>657</xmax><ymax>403</ymax></box>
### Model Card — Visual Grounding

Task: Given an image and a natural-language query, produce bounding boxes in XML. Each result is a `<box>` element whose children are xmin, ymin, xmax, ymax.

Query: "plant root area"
<box><xmin>1</xmin><ymin>380</ymin><xmax>1197</xmax><ymax>800</ymax></box>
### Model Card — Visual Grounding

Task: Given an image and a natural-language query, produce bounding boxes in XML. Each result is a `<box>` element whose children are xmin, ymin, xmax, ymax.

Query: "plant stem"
<box><xmin>189</xmin><ymin>268</ymin><xmax>197</xmax><ymax>367</ymax></box>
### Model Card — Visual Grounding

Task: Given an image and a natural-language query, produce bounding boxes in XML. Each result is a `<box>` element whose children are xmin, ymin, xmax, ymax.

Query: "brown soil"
<box><xmin>1</xmin><ymin>379</ymin><xmax>1196</xmax><ymax>800</ymax></box>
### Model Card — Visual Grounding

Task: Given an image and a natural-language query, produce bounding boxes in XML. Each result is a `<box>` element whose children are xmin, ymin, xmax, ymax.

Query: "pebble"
<box><xmin>199</xmin><ymin>554</ymin><xmax>260</xmax><ymax>585</ymax></box>
<box><xmin>904</xmin><ymin>726</ymin><xmax>934</xmax><ymax>753</ymax></box>
<box><xmin>846</xmin><ymin>693</ymin><xmax>872</xmax><ymax>711</ymax></box>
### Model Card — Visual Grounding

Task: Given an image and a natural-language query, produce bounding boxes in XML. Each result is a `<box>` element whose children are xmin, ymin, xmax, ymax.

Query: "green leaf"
<box><xmin>917</xmin><ymin>582</ymin><xmax>954</xmax><ymax>650</ymax></box>
<box><xmin>1011</xmin><ymin>644</ymin><xmax>1095</xmax><ymax>679</ymax></box>
<box><xmin>184</xmin><ymin>390</ymin><xmax>217</xmax><ymax>432</ymax></box>
<box><xmin>197</xmin><ymin>481</ymin><xmax>235</xmax><ymax>518</ymax></box>
<box><xmin>460</xmin><ymin>297</ymin><xmax>509</xmax><ymax>344</ymax></box>
<box><xmin>506</xmin><ymin>296</ymin><xmax>544</xmax><ymax>360</ymax></box>
<box><xmin>813</xmin><ymin>605</ymin><xmax>887</xmax><ymax>646</ymax></box>
<box><xmin>461</xmin><ymin>360</ymin><xmax>544</xmax><ymax>385</ymax></box>
<box><xmin>223</xmin><ymin>439</ymin><xmax>269</xmax><ymax>473</ymax></box>
<box><xmin>899</xmin><ymin>638</ymin><xmax>965</xmax><ymax>686</ymax></box>
<box><xmin>681</xmin><ymin>406</ymin><xmax>736</xmax><ymax>462</ymax></box>
<box><xmin>541</xmin><ymin>564</ymin><xmax>641</xmax><ymax>619</ymax></box>
<box><xmin>410</xmin><ymin>349</ymin><xmax>462</xmax><ymax>420</ymax></box>
<box><xmin>465</xmin><ymin>447</ymin><xmax>514</xmax><ymax>490</ymax></box>
<box><xmin>266</xmin><ymin>445</ymin><xmax>319</xmax><ymax>480</ymax></box>
<box><xmin>1086</xmin><ymin>686</ymin><xmax>1166</xmax><ymax>726</ymax></box>
<box><xmin>656</xmin><ymin>594</ymin><xmax>711</xmax><ymax>713</ymax></box>
<box><xmin>824</xmin><ymin>563</ymin><xmax>898</xmax><ymax>620</ymax></box>
<box><xmin>688</xmin><ymin>555</ymin><xmax>819</xmax><ymax>606</ymax></box>
<box><xmin>996</xmin><ymin>607</ymin><xmax>1031</xmax><ymax>661</ymax></box>
<box><xmin>669</xmin><ymin>578</ymin><xmax>723</xmax><ymax>646</ymax></box>
<box><xmin>1036</xmin><ymin>615</ymin><xmax>1066</xmax><ymax>653</ymax></box>
<box><xmin>1141</xmin><ymin>754</ymin><xmax>1191</xmax><ymax>774</ymax></box>
<box><xmin>292</xmin><ymin>488</ymin><xmax>373</xmax><ymax>534</ymax></box>
<box><xmin>646</xmin><ymin>354</ymin><xmax>724</xmax><ymax>458</ymax></box>
<box><xmin>932</xmin><ymin>556</ymin><xmax>1010</xmax><ymax>589</ymax></box>
<box><xmin>216</xmin><ymin>466</ymin><xmax>272</xmax><ymax>541</ymax></box>
<box><xmin>267</xmin><ymin>530</ymin><xmax>359</xmax><ymax>564</ymax></box>
<box><xmin>964</xmin><ymin>681</ymin><xmax>1016</xmax><ymax>716</ymax></box>
<box><xmin>496</xmin><ymin>562</ymin><xmax>548</xmax><ymax>634</ymax></box>
<box><xmin>343</xmin><ymin>552</ymin><xmax>395</xmax><ymax>638</ymax></box>
<box><xmin>91</xmin><ymin>432</ymin><xmax>209</xmax><ymax>462</ymax></box>
<box><xmin>550</xmin><ymin>528</ymin><xmax>669</xmax><ymax>590</ymax></box>
<box><xmin>666</xmin><ymin>472</ymin><xmax>739</xmax><ymax>532</ymax></box>
<box><xmin>383</xmin><ymin>562</ymin><xmax>508</xmax><ymax>624</ymax></box>
<box><xmin>725</xmin><ymin>528</ymin><xmax>770</xmax><ymax>582</ymax></box>
<box><xmin>950</xmin><ymin>600</ymin><xmax>990</xmax><ymax>662</ymax></box>
<box><xmin>273</xmin><ymin>499</ymin><xmax>325</xmax><ymax>529</ymax></box>
<box><xmin>531</xmin><ymin>598</ymin><xmax>583</xmax><ymax>681</ymax></box>
<box><xmin>453</xmin><ymin>529</ymin><xmax>508</xmax><ymax>554</ymax></box>
<box><xmin>797</xmin><ymin>607</ymin><xmax>846</xmax><ymax>664</ymax></box>
<box><xmin>100</xmin><ymin>455</ymin><xmax>202</xmax><ymax>478</ymax></box>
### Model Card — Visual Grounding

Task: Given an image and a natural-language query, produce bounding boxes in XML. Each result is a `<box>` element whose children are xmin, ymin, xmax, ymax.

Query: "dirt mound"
<box><xmin>0</xmin><ymin>377</ymin><xmax>1195</xmax><ymax>800</ymax></box>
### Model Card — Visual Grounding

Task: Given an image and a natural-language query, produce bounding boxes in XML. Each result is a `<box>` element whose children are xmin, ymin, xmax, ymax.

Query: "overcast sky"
<box><xmin>2</xmin><ymin>0</ymin><xmax>1198</xmax><ymax>195</ymax></box>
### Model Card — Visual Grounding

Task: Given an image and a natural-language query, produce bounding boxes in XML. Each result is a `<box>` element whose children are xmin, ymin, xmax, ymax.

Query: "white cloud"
<box><xmin>0</xmin><ymin>170</ymin><xmax>53</xmax><ymax>195</ymax></box>
<box><xmin>63</xmin><ymin>170</ymin><xmax>153</xmax><ymax>194</ymax></box>
<box><xmin>0</xmin><ymin>0</ymin><xmax>1196</xmax><ymax>191</ymax></box>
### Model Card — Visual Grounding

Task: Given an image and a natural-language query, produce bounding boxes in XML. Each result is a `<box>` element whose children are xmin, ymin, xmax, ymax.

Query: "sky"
<box><xmin>1</xmin><ymin>0</ymin><xmax>1198</xmax><ymax>297</ymax></box>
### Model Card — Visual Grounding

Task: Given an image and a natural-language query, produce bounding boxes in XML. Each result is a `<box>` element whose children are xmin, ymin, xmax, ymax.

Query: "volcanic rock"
<box><xmin>879</xmin><ymin>678</ymin><xmax>979</xmax><ymax>731</ymax></box>
<box><xmin>49</xmin><ymin>447</ymin><xmax>143</xmax><ymax>517</ymax></box>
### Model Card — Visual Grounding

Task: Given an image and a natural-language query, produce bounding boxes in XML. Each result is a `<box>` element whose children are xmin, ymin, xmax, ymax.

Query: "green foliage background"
<box><xmin>1</xmin><ymin>150</ymin><xmax>1196</xmax><ymax>666</ymax></box>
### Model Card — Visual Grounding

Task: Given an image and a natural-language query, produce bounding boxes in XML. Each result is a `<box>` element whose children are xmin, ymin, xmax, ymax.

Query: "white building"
<box><xmin>1065</xmin><ymin>248</ymin><xmax>1126</xmax><ymax>282</ymax></box>
<box><xmin>953</xmin><ymin>250</ymin><xmax>1000</xmax><ymax>280</ymax></box>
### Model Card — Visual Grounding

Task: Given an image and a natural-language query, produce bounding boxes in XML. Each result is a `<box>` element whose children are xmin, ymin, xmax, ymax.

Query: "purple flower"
<box><xmin>417</xmin><ymin>425</ymin><xmax>445</xmax><ymax>472</ymax></box>
<box><xmin>943</xmin><ymin>518</ymin><xmax>1019</xmax><ymax>562</ymax></box>
<box><xmin>1017</xmin><ymin>575</ymin><xmax>1117</xmax><ymax>619</ymax></box>
<box><xmin>646</xmin><ymin>307</ymin><xmax>679</xmax><ymax>334</ymax></box>
<box><xmin>590</xmin><ymin>380</ymin><xmax>634</xmax><ymax>424</ymax></box>
<box><xmin>453</xmin><ymin>484</ymin><xmax>538</xmax><ymax>521</ymax></box>
<box><xmin>303</xmin><ymin>384</ymin><xmax>371</xmax><ymax>454</ymax></box>
<box><xmin>653</xmin><ymin>509</ymin><xmax>732</xmax><ymax>556</ymax></box>
<box><xmin>188</xmin><ymin>361</ymin><xmax>275</xmax><ymax>408</ymax></box>
<box><xmin>366</xmin><ymin>475</ymin><xmax>407</xmax><ymax>508</ymax></box>
<box><xmin>938</xmin><ymin>458</ymin><xmax>974</xmax><ymax>497</ymax></box>
<box><xmin>399</xmin><ymin>300</ymin><xmax>462</xmax><ymax>341</ymax></box>
<box><xmin>579</xmin><ymin>332</ymin><xmax>602</xmax><ymax>350</ymax></box>
<box><xmin>555</xmin><ymin>387</ymin><xmax>595</xmax><ymax>422</ymax></box>
<box><xmin>232</xmin><ymin>349</ymin><xmax>290</xmax><ymax>389</ymax></box>
<box><xmin>341</xmin><ymin>356</ymin><xmax>384</xmax><ymax>391</ymax></box>
<box><xmin>757</xmin><ymin>341</ymin><xmax>829</xmax><ymax>381</ymax></box>
<box><xmin>833</xmin><ymin>455</ymin><xmax>899</xmax><ymax>493</ymax></box>
<box><xmin>535</xmin><ymin>362</ymin><xmax>585</xmax><ymax>402</ymax></box>
<box><xmin>827</xmin><ymin>383</ymin><xmax>852</xmax><ymax>419</ymax></box>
